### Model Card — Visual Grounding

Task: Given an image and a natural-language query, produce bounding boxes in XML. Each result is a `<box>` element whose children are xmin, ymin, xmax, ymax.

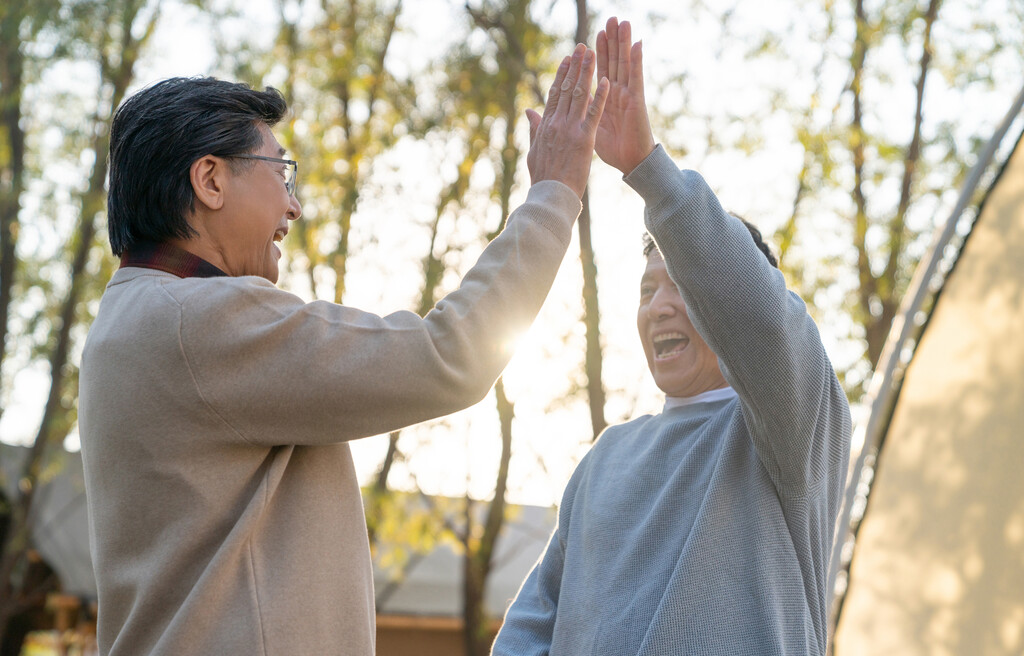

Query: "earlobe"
<box><xmin>190</xmin><ymin>155</ymin><xmax>226</xmax><ymax>211</ymax></box>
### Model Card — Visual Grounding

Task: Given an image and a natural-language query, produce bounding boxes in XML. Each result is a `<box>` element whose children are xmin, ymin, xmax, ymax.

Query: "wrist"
<box><xmin>621</xmin><ymin>141</ymin><xmax>657</xmax><ymax>176</ymax></box>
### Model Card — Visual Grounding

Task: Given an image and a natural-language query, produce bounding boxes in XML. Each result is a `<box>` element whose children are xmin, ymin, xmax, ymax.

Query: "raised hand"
<box><xmin>527</xmin><ymin>43</ymin><xmax>610</xmax><ymax>199</ymax></box>
<box><xmin>595</xmin><ymin>17</ymin><xmax>656</xmax><ymax>175</ymax></box>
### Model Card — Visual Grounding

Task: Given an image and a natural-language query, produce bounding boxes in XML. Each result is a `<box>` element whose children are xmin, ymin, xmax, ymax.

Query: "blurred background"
<box><xmin>1</xmin><ymin>0</ymin><xmax>1022</xmax><ymax>654</ymax></box>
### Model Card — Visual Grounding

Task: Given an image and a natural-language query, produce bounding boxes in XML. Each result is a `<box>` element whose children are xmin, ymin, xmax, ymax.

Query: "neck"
<box><xmin>167</xmin><ymin>234</ymin><xmax>231</xmax><ymax>276</ymax></box>
<box><xmin>663</xmin><ymin>387</ymin><xmax>736</xmax><ymax>411</ymax></box>
<box><xmin>664</xmin><ymin>378</ymin><xmax>730</xmax><ymax>400</ymax></box>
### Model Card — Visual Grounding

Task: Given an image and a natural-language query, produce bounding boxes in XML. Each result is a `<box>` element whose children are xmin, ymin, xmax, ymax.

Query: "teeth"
<box><xmin>653</xmin><ymin>331</ymin><xmax>688</xmax><ymax>360</ymax></box>
<box><xmin>653</xmin><ymin>332</ymin><xmax>685</xmax><ymax>343</ymax></box>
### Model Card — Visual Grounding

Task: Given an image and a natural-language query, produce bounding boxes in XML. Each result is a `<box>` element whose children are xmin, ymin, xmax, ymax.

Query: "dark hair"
<box><xmin>642</xmin><ymin>213</ymin><xmax>778</xmax><ymax>269</ymax></box>
<box><xmin>107</xmin><ymin>77</ymin><xmax>288</xmax><ymax>256</ymax></box>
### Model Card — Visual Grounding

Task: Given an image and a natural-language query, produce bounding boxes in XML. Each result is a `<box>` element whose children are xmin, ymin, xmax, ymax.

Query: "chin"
<box><xmin>263</xmin><ymin>249</ymin><xmax>281</xmax><ymax>283</ymax></box>
<box><xmin>656</xmin><ymin>382</ymin><xmax>688</xmax><ymax>397</ymax></box>
<box><xmin>259</xmin><ymin>263</ymin><xmax>280</xmax><ymax>284</ymax></box>
<box><xmin>653</xmin><ymin>365</ymin><xmax>692</xmax><ymax>390</ymax></box>
<box><xmin>655</xmin><ymin>367</ymin><xmax>708</xmax><ymax>397</ymax></box>
<box><xmin>653</xmin><ymin>375</ymin><xmax>685</xmax><ymax>396</ymax></box>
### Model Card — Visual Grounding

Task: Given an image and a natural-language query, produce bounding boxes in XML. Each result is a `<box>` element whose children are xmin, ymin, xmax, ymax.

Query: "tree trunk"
<box><xmin>462</xmin><ymin>377</ymin><xmax>514</xmax><ymax>656</ymax></box>
<box><xmin>870</xmin><ymin>0</ymin><xmax>941</xmax><ymax>363</ymax></box>
<box><xmin>326</xmin><ymin>0</ymin><xmax>403</xmax><ymax>304</ymax></box>
<box><xmin>574</xmin><ymin>0</ymin><xmax>607</xmax><ymax>440</ymax></box>
<box><xmin>849</xmin><ymin>0</ymin><xmax>942</xmax><ymax>369</ymax></box>
<box><xmin>460</xmin><ymin>11</ymin><xmax>526</xmax><ymax>645</ymax></box>
<box><xmin>849</xmin><ymin>0</ymin><xmax>881</xmax><ymax>366</ymax></box>
<box><xmin>0</xmin><ymin>1</ymin><xmax>158</xmax><ymax>646</ymax></box>
<box><xmin>0</xmin><ymin>4</ymin><xmax>28</xmax><ymax>425</ymax></box>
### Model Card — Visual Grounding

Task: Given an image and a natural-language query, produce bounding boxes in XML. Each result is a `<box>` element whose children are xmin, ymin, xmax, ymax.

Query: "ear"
<box><xmin>190</xmin><ymin>155</ymin><xmax>227</xmax><ymax>211</ymax></box>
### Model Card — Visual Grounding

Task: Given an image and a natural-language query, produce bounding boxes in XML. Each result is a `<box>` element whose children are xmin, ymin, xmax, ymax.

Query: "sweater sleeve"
<box><xmin>490</xmin><ymin>522</ymin><xmax>565</xmax><ymax>656</ymax></box>
<box><xmin>491</xmin><ymin>450</ymin><xmax>590</xmax><ymax>656</ymax></box>
<box><xmin>625</xmin><ymin>146</ymin><xmax>850</xmax><ymax>498</ymax></box>
<box><xmin>173</xmin><ymin>181</ymin><xmax>581</xmax><ymax>446</ymax></box>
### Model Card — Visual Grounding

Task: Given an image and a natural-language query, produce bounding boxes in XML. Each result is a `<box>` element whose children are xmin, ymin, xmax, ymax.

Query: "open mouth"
<box><xmin>653</xmin><ymin>331</ymin><xmax>689</xmax><ymax>361</ymax></box>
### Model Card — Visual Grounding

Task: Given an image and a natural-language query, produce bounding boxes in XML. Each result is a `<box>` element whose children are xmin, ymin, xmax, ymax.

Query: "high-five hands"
<box><xmin>527</xmin><ymin>21</ymin><xmax>653</xmax><ymax>194</ymax></box>
<box><xmin>527</xmin><ymin>44</ymin><xmax>610</xmax><ymax>199</ymax></box>
<box><xmin>595</xmin><ymin>17</ymin><xmax>656</xmax><ymax>176</ymax></box>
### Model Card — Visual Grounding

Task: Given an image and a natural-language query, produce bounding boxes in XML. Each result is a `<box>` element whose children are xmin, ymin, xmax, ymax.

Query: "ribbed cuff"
<box><xmin>622</xmin><ymin>144</ymin><xmax>685</xmax><ymax>209</ymax></box>
<box><xmin>520</xmin><ymin>180</ymin><xmax>583</xmax><ymax>246</ymax></box>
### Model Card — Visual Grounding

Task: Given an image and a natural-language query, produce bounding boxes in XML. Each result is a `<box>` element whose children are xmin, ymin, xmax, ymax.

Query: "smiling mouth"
<box><xmin>653</xmin><ymin>332</ymin><xmax>689</xmax><ymax>361</ymax></box>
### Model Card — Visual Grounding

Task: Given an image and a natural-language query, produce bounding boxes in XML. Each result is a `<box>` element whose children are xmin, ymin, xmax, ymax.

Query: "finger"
<box><xmin>596</xmin><ymin>29</ymin><xmax>608</xmax><ymax>82</ymax></box>
<box><xmin>556</xmin><ymin>44</ymin><xmax>586</xmax><ymax>117</ymax></box>
<box><xmin>525</xmin><ymin>109</ymin><xmax>541</xmax><ymax>145</ymax></box>
<box><xmin>568</xmin><ymin>48</ymin><xmax>596</xmax><ymax>122</ymax></box>
<box><xmin>544</xmin><ymin>57</ymin><xmax>570</xmax><ymax>117</ymax></box>
<box><xmin>606</xmin><ymin>17</ymin><xmax>619</xmax><ymax>82</ymax></box>
<box><xmin>628</xmin><ymin>41</ymin><xmax>644</xmax><ymax>97</ymax></box>
<box><xmin>618</xmin><ymin>20</ymin><xmax>632</xmax><ymax>88</ymax></box>
<box><xmin>583</xmin><ymin>77</ymin><xmax>610</xmax><ymax>133</ymax></box>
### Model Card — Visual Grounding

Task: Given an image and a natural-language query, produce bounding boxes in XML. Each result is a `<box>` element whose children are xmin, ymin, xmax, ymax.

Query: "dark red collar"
<box><xmin>119</xmin><ymin>241</ymin><xmax>228</xmax><ymax>279</ymax></box>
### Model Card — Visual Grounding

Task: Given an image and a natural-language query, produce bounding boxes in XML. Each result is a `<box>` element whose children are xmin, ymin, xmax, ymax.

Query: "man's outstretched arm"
<box><xmin>593</xmin><ymin>16</ymin><xmax>849</xmax><ymax>497</ymax></box>
<box><xmin>170</xmin><ymin>46</ymin><xmax>610</xmax><ymax>446</ymax></box>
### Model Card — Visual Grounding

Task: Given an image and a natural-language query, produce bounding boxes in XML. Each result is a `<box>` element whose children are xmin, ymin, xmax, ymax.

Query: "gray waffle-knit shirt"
<box><xmin>492</xmin><ymin>146</ymin><xmax>852</xmax><ymax>656</ymax></box>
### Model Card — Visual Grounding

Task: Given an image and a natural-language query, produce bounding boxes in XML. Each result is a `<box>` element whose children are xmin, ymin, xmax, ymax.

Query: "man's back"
<box><xmin>80</xmin><ymin>267</ymin><xmax>375</xmax><ymax>655</ymax></box>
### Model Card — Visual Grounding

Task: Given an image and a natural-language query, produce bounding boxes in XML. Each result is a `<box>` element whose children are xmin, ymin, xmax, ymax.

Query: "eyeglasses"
<box><xmin>221</xmin><ymin>154</ymin><xmax>298</xmax><ymax>196</ymax></box>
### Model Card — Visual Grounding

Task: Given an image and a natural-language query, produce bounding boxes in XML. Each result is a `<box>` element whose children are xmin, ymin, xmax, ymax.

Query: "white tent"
<box><xmin>831</xmin><ymin>88</ymin><xmax>1024</xmax><ymax>655</ymax></box>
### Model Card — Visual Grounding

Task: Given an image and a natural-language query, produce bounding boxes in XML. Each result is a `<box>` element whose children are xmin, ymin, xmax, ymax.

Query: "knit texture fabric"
<box><xmin>79</xmin><ymin>180</ymin><xmax>581</xmax><ymax>656</ymax></box>
<box><xmin>492</xmin><ymin>147</ymin><xmax>851</xmax><ymax>656</ymax></box>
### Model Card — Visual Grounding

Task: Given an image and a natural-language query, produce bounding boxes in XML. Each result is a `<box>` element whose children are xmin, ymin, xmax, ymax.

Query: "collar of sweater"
<box><xmin>662</xmin><ymin>387</ymin><xmax>737</xmax><ymax>412</ymax></box>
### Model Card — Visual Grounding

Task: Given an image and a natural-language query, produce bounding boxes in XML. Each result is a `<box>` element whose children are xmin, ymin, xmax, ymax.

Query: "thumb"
<box><xmin>526</xmin><ymin>109</ymin><xmax>541</xmax><ymax>145</ymax></box>
<box><xmin>583</xmin><ymin>77</ymin><xmax>610</xmax><ymax>132</ymax></box>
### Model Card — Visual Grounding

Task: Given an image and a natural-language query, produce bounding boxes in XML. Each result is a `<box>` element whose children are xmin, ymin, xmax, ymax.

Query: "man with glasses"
<box><xmin>80</xmin><ymin>49</ymin><xmax>609</xmax><ymax>656</ymax></box>
<box><xmin>223</xmin><ymin>154</ymin><xmax>298</xmax><ymax>194</ymax></box>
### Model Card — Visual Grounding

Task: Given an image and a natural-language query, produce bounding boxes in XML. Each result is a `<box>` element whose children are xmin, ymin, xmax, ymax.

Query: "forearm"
<box><xmin>185</xmin><ymin>181</ymin><xmax>582</xmax><ymax>445</ymax></box>
<box><xmin>491</xmin><ymin>529</ymin><xmax>565</xmax><ymax>655</ymax></box>
<box><xmin>382</xmin><ymin>180</ymin><xmax>582</xmax><ymax>428</ymax></box>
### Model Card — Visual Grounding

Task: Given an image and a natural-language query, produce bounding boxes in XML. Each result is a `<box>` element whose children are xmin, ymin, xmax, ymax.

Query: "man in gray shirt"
<box><xmin>492</xmin><ymin>18</ymin><xmax>851</xmax><ymax>656</ymax></box>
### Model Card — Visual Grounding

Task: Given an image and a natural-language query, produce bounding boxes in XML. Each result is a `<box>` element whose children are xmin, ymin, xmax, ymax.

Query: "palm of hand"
<box><xmin>594</xmin><ymin>84</ymin><xmax>651</xmax><ymax>175</ymax></box>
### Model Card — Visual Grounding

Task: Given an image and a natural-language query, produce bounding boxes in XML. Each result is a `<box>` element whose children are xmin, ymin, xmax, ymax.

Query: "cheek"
<box><xmin>694</xmin><ymin>337</ymin><xmax>718</xmax><ymax>369</ymax></box>
<box><xmin>636</xmin><ymin>310</ymin><xmax>650</xmax><ymax>354</ymax></box>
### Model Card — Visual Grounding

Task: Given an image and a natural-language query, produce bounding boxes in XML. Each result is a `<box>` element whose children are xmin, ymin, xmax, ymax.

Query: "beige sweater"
<box><xmin>78</xmin><ymin>181</ymin><xmax>580</xmax><ymax>656</ymax></box>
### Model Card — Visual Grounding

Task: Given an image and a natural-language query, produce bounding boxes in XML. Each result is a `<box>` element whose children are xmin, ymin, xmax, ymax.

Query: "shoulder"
<box><xmin>108</xmin><ymin>267</ymin><xmax>295</xmax><ymax>304</ymax></box>
<box><xmin>557</xmin><ymin>415</ymin><xmax>659</xmax><ymax>521</ymax></box>
<box><xmin>103</xmin><ymin>269</ymin><xmax>318</xmax><ymax>343</ymax></box>
<box><xmin>128</xmin><ymin>274</ymin><xmax>322</xmax><ymax>333</ymax></box>
<box><xmin>595</xmin><ymin>413</ymin><xmax>658</xmax><ymax>445</ymax></box>
<box><xmin>160</xmin><ymin>273</ymin><xmax>298</xmax><ymax>307</ymax></box>
<box><xmin>565</xmin><ymin>415</ymin><xmax>657</xmax><ymax>480</ymax></box>
<box><xmin>579</xmin><ymin>414</ymin><xmax>660</xmax><ymax>465</ymax></box>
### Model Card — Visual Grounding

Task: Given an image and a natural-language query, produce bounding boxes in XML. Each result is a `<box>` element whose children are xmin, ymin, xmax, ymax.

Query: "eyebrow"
<box><xmin>277</xmin><ymin>147</ymin><xmax>287</xmax><ymax>157</ymax></box>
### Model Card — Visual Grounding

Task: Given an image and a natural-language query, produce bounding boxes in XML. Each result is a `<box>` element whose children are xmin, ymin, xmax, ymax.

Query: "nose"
<box><xmin>650</xmin><ymin>285</ymin><xmax>679</xmax><ymax>320</ymax></box>
<box><xmin>286</xmin><ymin>192</ymin><xmax>302</xmax><ymax>221</ymax></box>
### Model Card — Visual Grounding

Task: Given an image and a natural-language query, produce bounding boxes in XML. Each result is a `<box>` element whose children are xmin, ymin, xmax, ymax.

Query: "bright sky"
<box><xmin>3</xmin><ymin>0</ymin><xmax>1021</xmax><ymax>507</ymax></box>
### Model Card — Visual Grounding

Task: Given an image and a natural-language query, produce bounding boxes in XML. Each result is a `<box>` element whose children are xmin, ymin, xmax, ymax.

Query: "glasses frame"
<box><xmin>221</xmin><ymin>154</ymin><xmax>298</xmax><ymax>196</ymax></box>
